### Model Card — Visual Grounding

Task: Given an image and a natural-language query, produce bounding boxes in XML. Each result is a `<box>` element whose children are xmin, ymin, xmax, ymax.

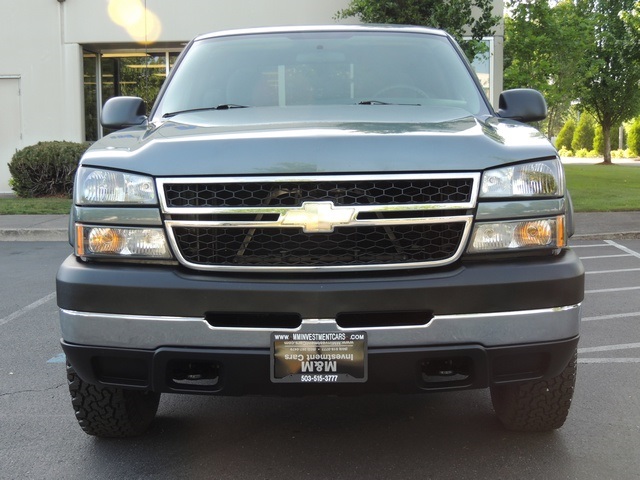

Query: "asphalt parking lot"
<box><xmin>1</xmin><ymin>238</ymin><xmax>640</xmax><ymax>479</ymax></box>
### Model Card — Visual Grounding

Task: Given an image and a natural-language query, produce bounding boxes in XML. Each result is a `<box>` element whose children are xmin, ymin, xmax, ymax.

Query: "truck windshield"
<box><xmin>154</xmin><ymin>30</ymin><xmax>489</xmax><ymax>119</ymax></box>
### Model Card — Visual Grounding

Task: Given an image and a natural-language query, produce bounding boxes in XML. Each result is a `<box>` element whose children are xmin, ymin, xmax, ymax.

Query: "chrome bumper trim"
<box><xmin>60</xmin><ymin>304</ymin><xmax>581</xmax><ymax>350</ymax></box>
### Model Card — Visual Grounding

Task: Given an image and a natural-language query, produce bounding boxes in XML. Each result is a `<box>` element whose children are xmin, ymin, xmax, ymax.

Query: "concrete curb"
<box><xmin>0</xmin><ymin>229</ymin><xmax>68</xmax><ymax>242</ymax></box>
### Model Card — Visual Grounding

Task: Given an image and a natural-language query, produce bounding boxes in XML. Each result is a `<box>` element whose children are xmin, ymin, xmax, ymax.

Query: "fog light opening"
<box><xmin>421</xmin><ymin>357</ymin><xmax>472</xmax><ymax>386</ymax></box>
<box><xmin>168</xmin><ymin>360</ymin><xmax>220</xmax><ymax>389</ymax></box>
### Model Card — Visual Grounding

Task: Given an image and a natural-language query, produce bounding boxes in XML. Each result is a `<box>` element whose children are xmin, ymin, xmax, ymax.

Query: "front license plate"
<box><xmin>271</xmin><ymin>332</ymin><xmax>367</xmax><ymax>383</ymax></box>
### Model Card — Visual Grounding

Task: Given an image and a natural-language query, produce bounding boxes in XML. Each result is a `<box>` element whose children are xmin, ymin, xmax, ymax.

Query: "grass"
<box><xmin>0</xmin><ymin>196</ymin><xmax>72</xmax><ymax>215</ymax></box>
<box><xmin>0</xmin><ymin>164</ymin><xmax>638</xmax><ymax>214</ymax></box>
<box><xmin>564</xmin><ymin>164</ymin><xmax>640</xmax><ymax>212</ymax></box>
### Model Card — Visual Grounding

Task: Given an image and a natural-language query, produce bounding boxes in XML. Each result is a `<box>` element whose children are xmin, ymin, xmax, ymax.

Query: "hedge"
<box><xmin>8</xmin><ymin>141</ymin><xmax>90</xmax><ymax>198</ymax></box>
<box><xmin>628</xmin><ymin>118</ymin><xmax>640</xmax><ymax>156</ymax></box>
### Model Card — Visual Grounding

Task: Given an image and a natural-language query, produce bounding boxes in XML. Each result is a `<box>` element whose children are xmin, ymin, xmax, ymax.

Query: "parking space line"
<box><xmin>579</xmin><ymin>254</ymin><xmax>634</xmax><ymax>260</ymax></box>
<box><xmin>605</xmin><ymin>240</ymin><xmax>640</xmax><ymax>259</ymax></box>
<box><xmin>574</xmin><ymin>242</ymin><xmax>640</xmax><ymax>367</ymax></box>
<box><xmin>578</xmin><ymin>342</ymin><xmax>640</xmax><ymax>353</ymax></box>
<box><xmin>47</xmin><ymin>353</ymin><xmax>66</xmax><ymax>364</ymax></box>
<box><xmin>583</xmin><ymin>312</ymin><xmax>640</xmax><ymax>322</ymax></box>
<box><xmin>571</xmin><ymin>243</ymin><xmax>610</xmax><ymax>248</ymax></box>
<box><xmin>0</xmin><ymin>292</ymin><xmax>56</xmax><ymax>327</ymax></box>
<box><xmin>579</xmin><ymin>358</ymin><xmax>640</xmax><ymax>364</ymax></box>
<box><xmin>586</xmin><ymin>286</ymin><xmax>640</xmax><ymax>294</ymax></box>
<box><xmin>587</xmin><ymin>268</ymin><xmax>640</xmax><ymax>275</ymax></box>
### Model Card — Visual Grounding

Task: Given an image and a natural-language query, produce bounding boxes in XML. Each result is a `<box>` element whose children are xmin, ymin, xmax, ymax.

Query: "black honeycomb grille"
<box><xmin>173</xmin><ymin>223</ymin><xmax>467</xmax><ymax>268</ymax></box>
<box><xmin>163</xmin><ymin>178</ymin><xmax>473</xmax><ymax>208</ymax></box>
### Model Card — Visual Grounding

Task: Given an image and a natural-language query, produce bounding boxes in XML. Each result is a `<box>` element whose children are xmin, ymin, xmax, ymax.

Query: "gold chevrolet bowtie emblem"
<box><xmin>281</xmin><ymin>202</ymin><xmax>356</xmax><ymax>233</ymax></box>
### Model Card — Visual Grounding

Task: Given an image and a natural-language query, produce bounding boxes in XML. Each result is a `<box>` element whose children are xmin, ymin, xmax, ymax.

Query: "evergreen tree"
<box><xmin>555</xmin><ymin>118</ymin><xmax>576</xmax><ymax>151</ymax></box>
<box><xmin>628</xmin><ymin>118</ymin><xmax>640</xmax><ymax>156</ymax></box>
<box><xmin>572</xmin><ymin>114</ymin><xmax>596</xmax><ymax>152</ymax></box>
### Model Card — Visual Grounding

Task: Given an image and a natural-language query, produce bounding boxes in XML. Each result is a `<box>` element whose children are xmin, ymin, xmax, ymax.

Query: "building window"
<box><xmin>470</xmin><ymin>39</ymin><xmax>493</xmax><ymax>101</ymax></box>
<box><xmin>83</xmin><ymin>50</ymin><xmax>180</xmax><ymax>141</ymax></box>
<box><xmin>83</xmin><ymin>51</ymin><xmax>99</xmax><ymax>142</ymax></box>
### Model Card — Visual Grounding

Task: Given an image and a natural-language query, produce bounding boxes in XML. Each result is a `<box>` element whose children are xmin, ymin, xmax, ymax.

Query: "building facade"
<box><xmin>0</xmin><ymin>0</ymin><xmax>503</xmax><ymax>193</ymax></box>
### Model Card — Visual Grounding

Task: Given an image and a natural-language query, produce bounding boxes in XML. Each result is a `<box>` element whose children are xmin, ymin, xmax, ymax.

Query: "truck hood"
<box><xmin>83</xmin><ymin>105</ymin><xmax>556</xmax><ymax>176</ymax></box>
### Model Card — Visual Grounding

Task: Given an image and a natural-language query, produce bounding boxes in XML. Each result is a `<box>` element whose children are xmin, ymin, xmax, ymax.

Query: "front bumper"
<box><xmin>61</xmin><ymin>335</ymin><xmax>580</xmax><ymax>395</ymax></box>
<box><xmin>57</xmin><ymin>249</ymin><xmax>583</xmax><ymax>395</ymax></box>
<box><xmin>56</xmin><ymin>250</ymin><xmax>584</xmax><ymax>319</ymax></box>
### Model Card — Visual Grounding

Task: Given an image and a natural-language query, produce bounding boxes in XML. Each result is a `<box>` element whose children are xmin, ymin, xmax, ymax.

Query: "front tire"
<box><xmin>490</xmin><ymin>349</ymin><xmax>577</xmax><ymax>432</ymax></box>
<box><xmin>66</xmin><ymin>363</ymin><xmax>160</xmax><ymax>437</ymax></box>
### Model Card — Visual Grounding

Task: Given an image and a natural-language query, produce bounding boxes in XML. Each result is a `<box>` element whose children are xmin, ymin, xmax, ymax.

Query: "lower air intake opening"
<box><xmin>205</xmin><ymin>312</ymin><xmax>302</xmax><ymax>329</ymax></box>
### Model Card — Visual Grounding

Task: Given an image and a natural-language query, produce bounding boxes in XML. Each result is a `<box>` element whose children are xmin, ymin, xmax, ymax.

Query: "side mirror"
<box><xmin>497</xmin><ymin>89</ymin><xmax>547</xmax><ymax>123</ymax></box>
<box><xmin>101</xmin><ymin>96</ymin><xmax>147</xmax><ymax>129</ymax></box>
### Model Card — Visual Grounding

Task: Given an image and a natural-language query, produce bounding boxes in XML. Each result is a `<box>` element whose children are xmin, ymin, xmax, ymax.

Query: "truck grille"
<box><xmin>173</xmin><ymin>224</ymin><xmax>467</xmax><ymax>267</ymax></box>
<box><xmin>158</xmin><ymin>174</ymin><xmax>479</xmax><ymax>272</ymax></box>
<box><xmin>163</xmin><ymin>178</ymin><xmax>474</xmax><ymax>208</ymax></box>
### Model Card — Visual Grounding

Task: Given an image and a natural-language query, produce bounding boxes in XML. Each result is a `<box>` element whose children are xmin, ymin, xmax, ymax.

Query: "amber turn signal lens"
<box><xmin>88</xmin><ymin>228</ymin><xmax>126</xmax><ymax>254</ymax></box>
<box><xmin>514</xmin><ymin>221</ymin><xmax>553</xmax><ymax>247</ymax></box>
<box><xmin>75</xmin><ymin>224</ymin><xmax>171</xmax><ymax>258</ymax></box>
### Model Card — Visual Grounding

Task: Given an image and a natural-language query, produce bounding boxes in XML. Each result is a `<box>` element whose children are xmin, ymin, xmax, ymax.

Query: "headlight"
<box><xmin>467</xmin><ymin>216</ymin><xmax>566</xmax><ymax>253</ymax></box>
<box><xmin>480</xmin><ymin>159</ymin><xmax>563</xmax><ymax>198</ymax></box>
<box><xmin>75</xmin><ymin>225</ymin><xmax>171</xmax><ymax>259</ymax></box>
<box><xmin>75</xmin><ymin>167</ymin><xmax>157</xmax><ymax>205</ymax></box>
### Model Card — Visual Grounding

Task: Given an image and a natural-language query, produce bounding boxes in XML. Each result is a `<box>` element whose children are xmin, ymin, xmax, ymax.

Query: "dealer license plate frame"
<box><xmin>270</xmin><ymin>331</ymin><xmax>368</xmax><ymax>383</ymax></box>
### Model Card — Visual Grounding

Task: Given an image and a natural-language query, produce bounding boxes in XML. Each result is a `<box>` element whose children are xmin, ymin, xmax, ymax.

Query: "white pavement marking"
<box><xmin>587</xmin><ymin>268</ymin><xmax>640</xmax><ymax>275</ymax></box>
<box><xmin>605</xmin><ymin>239</ymin><xmax>640</xmax><ymax>259</ymax></box>
<box><xmin>578</xmin><ymin>343</ymin><xmax>640</xmax><ymax>353</ymax></box>
<box><xmin>47</xmin><ymin>353</ymin><xmax>66</xmax><ymax>364</ymax></box>
<box><xmin>578</xmin><ymin>241</ymin><xmax>640</xmax><ymax>365</ymax></box>
<box><xmin>579</xmin><ymin>254</ymin><xmax>633</xmax><ymax>260</ymax></box>
<box><xmin>583</xmin><ymin>312</ymin><xmax>640</xmax><ymax>321</ymax></box>
<box><xmin>0</xmin><ymin>292</ymin><xmax>56</xmax><ymax>327</ymax></box>
<box><xmin>585</xmin><ymin>286</ymin><xmax>640</xmax><ymax>294</ymax></box>
<box><xmin>571</xmin><ymin>243</ymin><xmax>610</xmax><ymax>248</ymax></box>
<box><xmin>579</xmin><ymin>358</ymin><xmax>640</xmax><ymax>364</ymax></box>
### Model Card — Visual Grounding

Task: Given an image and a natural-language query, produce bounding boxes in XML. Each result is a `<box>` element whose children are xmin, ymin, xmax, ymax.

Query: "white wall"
<box><xmin>0</xmin><ymin>1</ymin><xmax>86</xmax><ymax>192</ymax></box>
<box><xmin>64</xmin><ymin>0</ymin><xmax>352</xmax><ymax>44</ymax></box>
<box><xmin>0</xmin><ymin>77</ymin><xmax>22</xmax><ymax>192</ymax></box>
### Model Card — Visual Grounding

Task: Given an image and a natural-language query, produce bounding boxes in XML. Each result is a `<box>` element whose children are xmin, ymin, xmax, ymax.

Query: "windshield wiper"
<box><xmin>162</xmin><ymin>104</ymin><xmax>249</xmax><ymax>118</ymax></box>
<box><xmin>357</xmin><ymin>100</ymin><xmax>421</xmax><ymax>106</ymax></box>
<box><xmin>358</xmin><ymin>100</ymin><xmax>392</xmax><ymax>105</ymax></box>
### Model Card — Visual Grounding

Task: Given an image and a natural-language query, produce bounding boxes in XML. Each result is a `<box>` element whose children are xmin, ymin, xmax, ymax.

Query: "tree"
<box><xmin>335</xmin><ymin>0</ymin><xmax>501</xmax><ymax>60</ymax></box>
<box><xmin>628</xmin><ymin>117</ymin><xmax>640</xmax><ymax>156</ymax></box>
<box><xmin>620</xmin><ymin>0</ymin><xmax>640</xmax><ymax>32</ymax></box>
<box><xmin>593</xmin><ymin>124</ymin><xmax>621</xmax><ymax>154</ymax></box>
<box><xmin>572</xmin><ymin>113</ymin><xmax>596</xmax><ymax>152</ymax></box>
<box><xmin>555</xmin><ymin>118</ymin><xmax>576</xmax><ymax>151</ymax></box>
<box><xmin>577</xmin><ymin>0</ymin><xmax>640</xmax><ymax>164</ymax></box>
<box><xmin>503</xmin><ymin>0</ymin><xmax>591</xmax><ymax>138</ymax></box>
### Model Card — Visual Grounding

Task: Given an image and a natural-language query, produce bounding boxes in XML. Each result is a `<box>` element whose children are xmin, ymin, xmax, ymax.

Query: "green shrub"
<box><xmin>628</xmin><ymin>118</ymin><xmax>640</xmax><ymax>156</ymax></box>
<box><xmin>575</xmin><ymin>148</ymin><xmax>589</xmax><ymax>158</ymax></box>
<box><xmin>555</xmin><ymin>118</ymin><xmax>575</xmax><ymax>150</ymax></box>
<box><xmin>8</xmin><ymin>141</ymin><xmax>89</xmax><ymax>198</ymax></box>
<box><xmin>611</xmin><ymin>125</ymin><xmax>620</xmax><ymax>151</ymax></box>
<box><xmin>557</xmin><ymin>146</ymin><xmax>573</xmax><ymax>157</ymax></box>
<box><xmin>593</xmin><ymin>126</ymin><xmax>603</xmax><ymax>155</ymax></box>
<box><xmin>571</xmin><ymin>114</ymin><xmax>595</xmax><ymax>152</ymax></box>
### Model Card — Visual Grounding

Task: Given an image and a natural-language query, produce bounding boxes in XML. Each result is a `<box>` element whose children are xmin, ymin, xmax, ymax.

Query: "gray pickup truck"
<box><xmin>56</xmin><ymin>25</ymin><xmax>584</xmax><ymax>437</ymax></box>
